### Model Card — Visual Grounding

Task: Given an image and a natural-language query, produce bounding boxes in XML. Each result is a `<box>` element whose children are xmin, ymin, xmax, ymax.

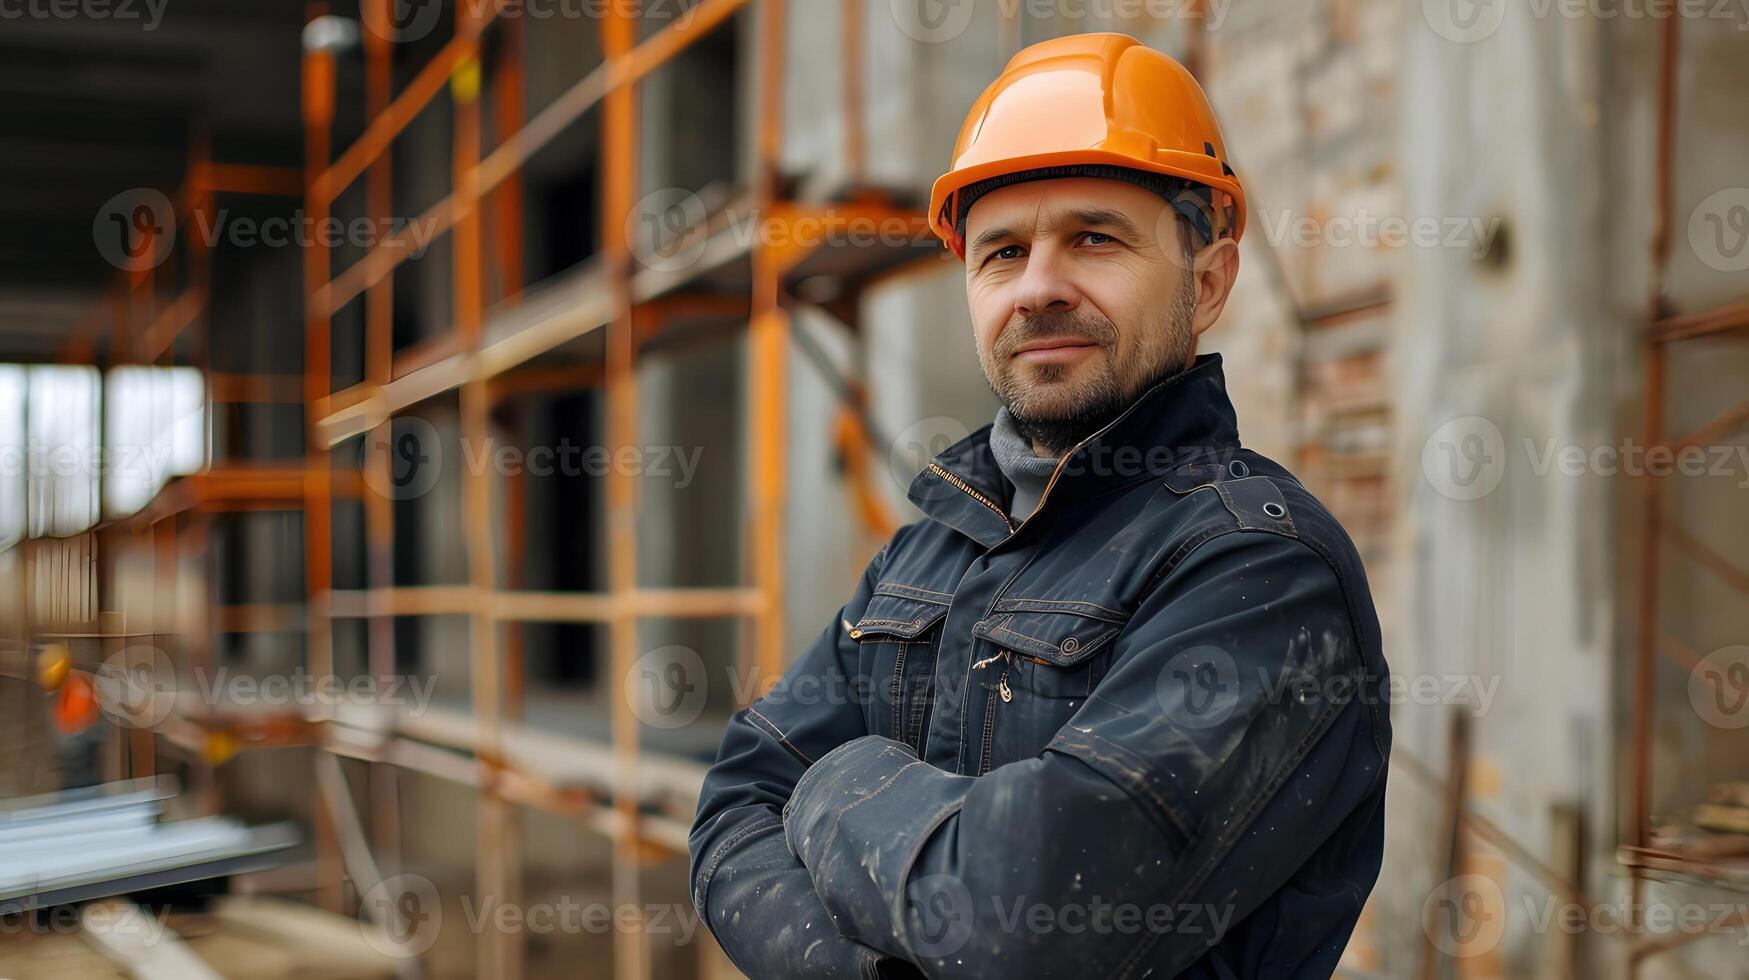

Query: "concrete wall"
<box><xmin>763</xmin><ymin>3</ymin><xmax>1748</xmax><ymax>977</ymax></box>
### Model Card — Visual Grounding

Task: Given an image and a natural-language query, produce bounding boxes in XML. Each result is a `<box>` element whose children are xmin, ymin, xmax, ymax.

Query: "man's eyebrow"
<box><xmin>1065</xmin><ymin>207</ymin><xmax>1143</xmax><ymax>238</ymax></box>
<box><xmin>969</xmin><ymin>225</ymin><xmax>1018</xmax><ymax>258</ymax></box>
<box><xmin>970</xmin><ymin>207</ymin><xmax>1145</xmax><ymax>259</ymax></box>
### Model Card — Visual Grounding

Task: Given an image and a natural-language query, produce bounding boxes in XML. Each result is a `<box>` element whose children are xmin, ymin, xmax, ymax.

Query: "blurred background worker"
<box><xmin>691</xmin><ymin>33</ymin><xmax>1392</xmax><ymax>979</ymax></box>
<box><xmin>1</xmin><ymin>2</ymin><xmax>1746</xmax><ymax>978</ymax></box>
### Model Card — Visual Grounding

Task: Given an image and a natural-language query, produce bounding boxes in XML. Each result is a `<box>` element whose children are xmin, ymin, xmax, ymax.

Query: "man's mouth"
<box><xmin>1012</xmin><ymin>336</ymin><xmax>1099</xmax><ymax>364</ymax></box>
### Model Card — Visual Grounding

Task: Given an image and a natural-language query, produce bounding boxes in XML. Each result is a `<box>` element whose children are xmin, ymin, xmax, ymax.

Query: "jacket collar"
<box><xmin>907</xmin><ymin>353</ymin><xmax>1242</xmax><ymax>549</ymax></box>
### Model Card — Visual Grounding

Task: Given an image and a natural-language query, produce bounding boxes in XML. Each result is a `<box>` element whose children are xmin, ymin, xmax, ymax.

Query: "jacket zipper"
<box><xmin>977</xmin><ymin>686</ymin><xmax>998</xmax><ymax>775</ymax></box>
<box><xmin>973</xmin><ymin>648</ymin><xmax>1011</xmax><ymax>774</ymax></box>
<box><xmin>933</xmin><ymin>367</ymin><xmax>1199</xmax><ymax>546</ymax></box>
<box><xmin>936</xmin><ymin>372</ymin><xmax>1194</xmax><ymax>773</ymax></box>
<box><xmin>927</xmin><ymin>461</ymin><xmax>1014</xmax><ymax>532</ymax></box>
<box><xmin>890</xmin><ymin>643</ymin><xmax>909</xmax><ymax>746</ymax></box>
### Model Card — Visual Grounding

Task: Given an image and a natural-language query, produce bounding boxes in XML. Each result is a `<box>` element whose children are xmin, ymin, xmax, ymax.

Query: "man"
<box><xmin>689</xmin><ymin>33</ymin><xmax>1389</xmax><ymax>979</ymax></box>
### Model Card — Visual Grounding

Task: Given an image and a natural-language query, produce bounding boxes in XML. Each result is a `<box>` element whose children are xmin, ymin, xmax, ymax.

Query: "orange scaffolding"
<box><xmin>1618</xmin><ymin>12</ymin><xmax>1749</xmax><ymax>975</ymax></box>
<box><xmin>30</xmin><ymin>141</ymin><xmax>315</xmax><ymax>804</ymax></box>
<box><xmin>289</xmin><ymin>1</ymin><xmax>935</xmax><ymax>977</ymax></box>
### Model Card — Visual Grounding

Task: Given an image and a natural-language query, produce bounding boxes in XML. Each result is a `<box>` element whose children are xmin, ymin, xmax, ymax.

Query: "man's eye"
<box><xmin>1082</xmin><ymin>232</ymin><xmax>1115</xmax><ymax>246</ymax></box>
<box><xmin>993</xmin><ymin>245</ymin><xmax>1023</xmax><ymax>261</ymax></box>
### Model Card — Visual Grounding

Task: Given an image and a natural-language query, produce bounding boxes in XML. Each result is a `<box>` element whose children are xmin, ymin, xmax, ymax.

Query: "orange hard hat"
<box><xmin>928</xmin><ymin>33</ymin><xmax>1246</xmax><ymax>259</ymax></box>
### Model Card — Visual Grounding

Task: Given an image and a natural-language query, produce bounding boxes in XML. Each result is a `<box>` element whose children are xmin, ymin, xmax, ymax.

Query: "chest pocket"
<box><xmin>970</xmin><ymin>598</ymin><xmax>1127</xmax><ymax>772</ymax></box>
<box><xmin>849</xmin><ymin>587</ymin><xmax>951</xmax><ymax>754</ymax></box>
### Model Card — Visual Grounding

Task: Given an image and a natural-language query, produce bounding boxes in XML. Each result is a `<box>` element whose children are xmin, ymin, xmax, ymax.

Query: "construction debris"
<box><xmin>0</xmin><ymin>778</ymin><xmax>296</xmax><ymax>916</ymax></box>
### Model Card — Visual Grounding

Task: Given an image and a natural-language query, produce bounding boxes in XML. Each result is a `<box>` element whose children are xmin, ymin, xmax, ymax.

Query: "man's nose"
<box><xmin>1011</xmin><ymin>245</ymin><xmax>1084</xmax><ymax>318</ymax></box>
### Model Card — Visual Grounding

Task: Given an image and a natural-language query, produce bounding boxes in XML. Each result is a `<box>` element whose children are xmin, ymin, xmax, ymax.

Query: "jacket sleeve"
<box><xmin>781</xmin><ymin>529</ymin><xmax>1387</xmax><ymax>978</ymax></box>
<box><xmin>688</xmin><ymin>540</ymin><xmax>923</xmax><ymax>979</ymax></box>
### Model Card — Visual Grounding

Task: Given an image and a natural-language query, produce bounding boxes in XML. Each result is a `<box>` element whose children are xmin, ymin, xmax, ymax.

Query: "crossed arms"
<box><xmin>688</xmin><ymin>530</ymin><xmax>1384</xmax><ymax>979</ymax></box>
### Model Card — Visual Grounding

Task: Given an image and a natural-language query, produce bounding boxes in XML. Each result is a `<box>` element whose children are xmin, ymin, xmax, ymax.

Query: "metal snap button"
<box><xmin>912</xmin><ymin>617</ymin><xmax>925</xmax><ymax>628</ymax></box>
<box><xmin>1060</xmin><ymin>636</ymin><xmax>1080</xmax><ymax>654</ymax></box>
<box><xmin>849</xmin><ymin>628</ymin><xmax>863</xmax><ymax>639</ymax></box>
<box><xmin>1263</xmin><ymin>501</ymin><xmax>1287</xmax><ymax>519</ymax></box>
<box><xmin>1228</xmin><ymin>459</ymin><xmax>1249</xmax><ymax>478</ymax></box>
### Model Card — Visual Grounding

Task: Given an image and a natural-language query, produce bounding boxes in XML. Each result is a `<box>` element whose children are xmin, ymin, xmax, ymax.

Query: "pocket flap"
<box><xmin>973</xmin><ymin>598</ymin><xmax>1127</xmax><ymax>666</ymax></box>
<box><xmin>850</xmin><ymin>590</ymin><xmax>950</xmax><ymax>640</ymax></box>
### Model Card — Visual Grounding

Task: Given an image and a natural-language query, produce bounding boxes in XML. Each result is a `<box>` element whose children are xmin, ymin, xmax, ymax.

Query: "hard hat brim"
<box><xmin>928</xmin><ymin>148</ymin><xmax>1246</xmax><ymax>259</ymax></box>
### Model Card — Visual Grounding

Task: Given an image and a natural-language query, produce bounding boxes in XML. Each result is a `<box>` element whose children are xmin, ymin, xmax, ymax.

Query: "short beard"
<box><xmin>1000</xmin><ymin>266</ymin><xmax>1199</xmax><ymax>457</ymax></box>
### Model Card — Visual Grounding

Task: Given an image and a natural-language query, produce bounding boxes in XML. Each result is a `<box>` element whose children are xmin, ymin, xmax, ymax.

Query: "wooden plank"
<box><xmin>80</xmin><ymin>898</ymin><xmax>221</xmax><ymax>980</ymax></box>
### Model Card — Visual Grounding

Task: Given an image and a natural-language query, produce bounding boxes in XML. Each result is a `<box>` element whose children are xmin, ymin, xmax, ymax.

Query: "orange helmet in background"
<box><xmin>928</xmin><ymin>33</ymin><xmax>1246</xmax><ymax>260</ymax></box>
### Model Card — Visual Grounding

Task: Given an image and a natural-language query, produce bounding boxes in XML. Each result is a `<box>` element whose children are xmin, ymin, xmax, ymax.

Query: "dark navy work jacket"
<box><xmin>690</xmin><ymin>354</ymin><xmax>1391</xmax><ymax>979</ymax></box>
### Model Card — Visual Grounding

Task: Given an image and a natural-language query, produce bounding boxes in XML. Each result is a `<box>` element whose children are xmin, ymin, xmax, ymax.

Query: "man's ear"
<box><xmin>1189</xmin><ymin>236</ymin><xmax>1241</xmax><ymax>340</ymax></box>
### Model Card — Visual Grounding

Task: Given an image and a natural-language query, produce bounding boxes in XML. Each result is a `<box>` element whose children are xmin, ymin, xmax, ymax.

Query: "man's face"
<box><xmin>963</xmin><ymin>177</ymin><xmax>1202</xmax><ymax>454</ymax></box>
